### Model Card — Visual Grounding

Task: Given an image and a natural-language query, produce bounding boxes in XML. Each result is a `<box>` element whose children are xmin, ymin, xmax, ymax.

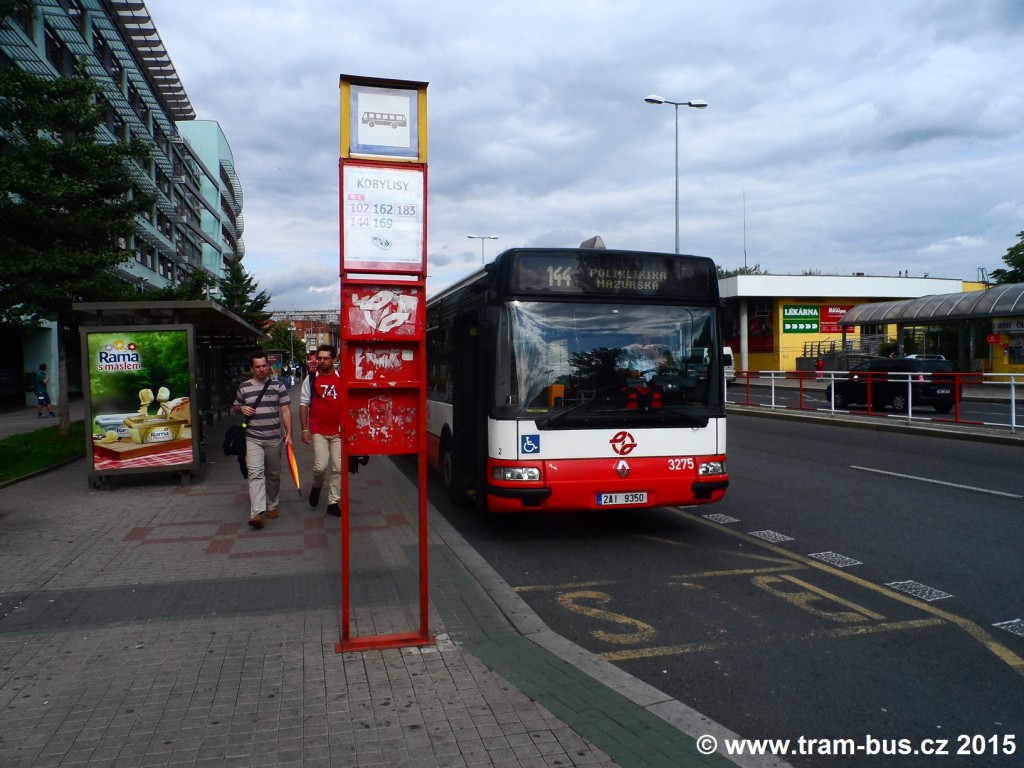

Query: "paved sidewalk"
<box><xmin>0</xmin><ymin>398</ymin><xmax>85</xmax><ymax>440</ymax></box>
<box><xmin>0</xmin><ymin>404</ymin><xmax>758</xmax><ymax>768</ymax></box>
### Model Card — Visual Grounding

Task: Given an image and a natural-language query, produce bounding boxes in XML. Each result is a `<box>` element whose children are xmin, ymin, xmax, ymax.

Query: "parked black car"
<box><xmin>826</xmin><ymin>358</ymin><xmax>959</xmax><ymax>413</ymax></box>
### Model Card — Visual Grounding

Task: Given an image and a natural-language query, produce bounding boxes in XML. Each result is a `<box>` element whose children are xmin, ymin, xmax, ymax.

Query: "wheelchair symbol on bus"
<box><xmin>521</xmin><ymin>434</ymin><xmax>540</xmax><ymax>454</ymax></box>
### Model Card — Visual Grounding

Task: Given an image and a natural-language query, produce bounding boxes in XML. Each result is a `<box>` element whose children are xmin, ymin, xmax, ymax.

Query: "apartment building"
<box><xmin>0</xmin><ymin>0</ymin><xmax>244</xmax><ymax>402</ymax></box>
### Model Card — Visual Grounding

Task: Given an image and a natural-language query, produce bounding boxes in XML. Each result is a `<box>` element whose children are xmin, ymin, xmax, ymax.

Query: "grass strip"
<box><xmin>0</xmin><ymin>420</ymin><xmax>85</xmax><ymax>484</ymax></box>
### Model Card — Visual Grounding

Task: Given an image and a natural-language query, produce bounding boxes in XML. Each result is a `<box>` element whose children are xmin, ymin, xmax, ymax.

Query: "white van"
<box><xmin>723</xmin><ymin>345</ymin><xmax>735</xmax><ymax>383</ymax></box>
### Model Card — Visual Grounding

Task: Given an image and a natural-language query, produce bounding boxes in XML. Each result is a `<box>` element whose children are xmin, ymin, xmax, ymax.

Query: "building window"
<box><xmin>109</xmin><ymin>109</ymin><xmax>125</xmax><ymax>141</ymax></box>
<box><xmin>13</xmin><ymin>5</ymin><xmax>33</xmax><ymax>38</ymax></box>
<box><xmin>44</xmin><ymin>25</ymin><xmax>73</xmax><ymax>76</ymax></box>
<box><xmin>107</xmin><ymin>52</ymin><xmax>122</xmax><ymax>84</ymax></box>
<box><xmin>93</xmin><ymin>28</ymin><xmax>109</xmax><ymax>64</ymax></box>
<box><xmin>67</xmin><ymin>0</ymin><xmax>86</xmax><ymax>37</ymax></box>
<box><xmin>158</xmin><ymin>255</ymin><xmax>174</xmax><ymax>280</ymax></box>
<box><xmin>135</xmin><ymin>246</ymin><xmax>156</xmax><ymax>271</ymax></box>
<box><xmin>1009</xmin><ymin>340</ymin><xmax>1024</xmax><ymax>366</ymax></box>
<box><xmin>156</xmin><ymin>212</ymin><xmax>173</xmax><ymax>239</ymax></box>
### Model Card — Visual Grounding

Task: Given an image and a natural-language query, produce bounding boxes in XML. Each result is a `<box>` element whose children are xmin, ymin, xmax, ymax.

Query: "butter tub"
<box><xmin>94</xmin><ymin>413</ymin><xmax>140</xmax><ymax>440</ymax></box>
<box><xmin>123</xmin><ymin>414</ymin><xmax>187</xmax><ymax>444</ymax></box>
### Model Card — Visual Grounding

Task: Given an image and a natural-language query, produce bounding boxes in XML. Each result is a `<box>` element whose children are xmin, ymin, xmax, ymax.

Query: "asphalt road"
<box><xmin>419</xmin><ymin>414</ymin><xmax>1024</xmax><ymax>767</ymax></box>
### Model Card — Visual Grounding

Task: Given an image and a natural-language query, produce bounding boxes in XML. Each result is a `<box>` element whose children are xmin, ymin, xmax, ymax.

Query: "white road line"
<box><xmin>851</xmin><ymin>466</ymin><xmax>1022</xmax><ymax>498</ymax></box>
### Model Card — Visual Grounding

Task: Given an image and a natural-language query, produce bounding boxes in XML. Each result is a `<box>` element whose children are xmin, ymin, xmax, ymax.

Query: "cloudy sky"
<box><xmin>147</xmin><ymin>0</ymin><xmax>1024</xmax><ymax>310</ymax></box>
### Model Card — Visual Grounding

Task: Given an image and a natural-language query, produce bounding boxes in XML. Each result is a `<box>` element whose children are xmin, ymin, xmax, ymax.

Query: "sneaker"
<box><xmin>308</xmin><ymin>486</ymin><xmax>321</xmax><ymax>507</ymax></box>
<box><xmin>248</xmin><ymin>514</ymin><xmax>264</xmax><ymax>529</ymax></box>
<box><xmin>38</xmin><ymin>414</ymin><xmax>43</xmax><ymax>418</ymax></box>
<box><xmin>326</xmin><ymin>503</ymin><xmax>340</xmax><ymax>517</ymax></box>
<box><xmin>49</xmin><ymin>412</ymin><xmax>55</xmax><ymax>417</ymax></box>
<box><xmin>266</xmin><ymin>508</ymin><xmax>278</xmax><ymax>519</ymax></box>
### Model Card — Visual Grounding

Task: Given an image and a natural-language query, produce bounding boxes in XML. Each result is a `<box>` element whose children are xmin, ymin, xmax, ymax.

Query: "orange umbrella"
<box><xmin>286</xmin><ymin>442</ymin><xmax>301</xmax><ymax>495</ymax></box>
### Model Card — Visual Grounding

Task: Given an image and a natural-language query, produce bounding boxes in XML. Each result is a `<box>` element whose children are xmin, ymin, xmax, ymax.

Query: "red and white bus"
<box><xmin>426</xmin><ymin>247</ymin><xmax>729</xmax><ymax>513</ymax></box>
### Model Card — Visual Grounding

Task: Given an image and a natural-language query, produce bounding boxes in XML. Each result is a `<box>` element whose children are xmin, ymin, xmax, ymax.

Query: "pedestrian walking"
<box><xmin>299</xmin><ymin>344</ymin><xmax>342</xmax><ymax>517</ymax></box>
<box><xmin>232</xmin><ymin>349</ymin><xmax>293</xmax><ymax>529</ymax></box>
<box><xmin>34</xmin><ymin>363</ymin><xmax>55</xmax><ymax>418</ymax></box>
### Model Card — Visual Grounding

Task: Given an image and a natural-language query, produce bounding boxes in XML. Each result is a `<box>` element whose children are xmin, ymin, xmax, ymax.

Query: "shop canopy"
<box><xmin>839</xmin><ymin>283</ymin><xmax>1024</xmax><ymax>327</ymax></box>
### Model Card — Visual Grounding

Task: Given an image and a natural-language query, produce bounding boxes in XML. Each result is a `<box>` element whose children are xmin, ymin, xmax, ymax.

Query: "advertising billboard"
<box><xmin>82</xmin><ymin>326</ymin><xmax>198</xmax><ymax>476</ymax></box>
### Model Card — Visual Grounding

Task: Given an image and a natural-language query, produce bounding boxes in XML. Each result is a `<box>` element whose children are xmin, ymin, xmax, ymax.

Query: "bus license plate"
<box><xmin>597</xmin><ymin>492</ymin><xmax>647</xmax><ymax>506</ymax></box>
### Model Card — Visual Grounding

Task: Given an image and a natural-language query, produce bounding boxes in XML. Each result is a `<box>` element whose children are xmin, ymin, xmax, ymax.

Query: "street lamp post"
<box><xmin>467</xmin><ymin>234</ymin><xmax>499</xmax><ymax>265</ymax></box>
<box><xmin>644</xmin><ymin>94</ymin><xmax>707</xmax><ymax>254</ymax></box>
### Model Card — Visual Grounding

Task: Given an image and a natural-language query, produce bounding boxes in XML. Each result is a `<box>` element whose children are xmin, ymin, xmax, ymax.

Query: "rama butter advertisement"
<box><xmin>83</xmin><ymin>327</ymin><xmax>198</xmax><ymax>473</ymax></box>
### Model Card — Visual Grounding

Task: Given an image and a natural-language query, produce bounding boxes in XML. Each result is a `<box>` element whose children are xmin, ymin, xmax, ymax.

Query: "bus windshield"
<box><xmin>493</xmin><ymin>300</ymin><xmax>721</xmax><ymax>425</ymax></box>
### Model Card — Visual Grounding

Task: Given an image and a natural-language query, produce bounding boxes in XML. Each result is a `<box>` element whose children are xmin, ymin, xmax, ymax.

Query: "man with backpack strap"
<box><xmin>233</xmin><ymin>349</ymin><xmax>292</xmax><ymax>529</ymax></box>
<box><xmin>299</xmin><ymin>344</ymin><xmax>342</xmax><ymax>516</ymax></box>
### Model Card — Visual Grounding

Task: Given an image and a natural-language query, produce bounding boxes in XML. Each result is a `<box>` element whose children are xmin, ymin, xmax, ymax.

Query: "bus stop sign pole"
<box><xmin>336</xmin><ymin>75</ymin><xmax>431</xmax><ymax>652</ymax></box>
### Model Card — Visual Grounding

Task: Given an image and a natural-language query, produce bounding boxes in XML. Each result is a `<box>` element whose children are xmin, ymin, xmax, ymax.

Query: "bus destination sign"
<box><xmin>510</xmin><ymin>251</ymin><xmax>717</xmax><ymax>299</ymax></box>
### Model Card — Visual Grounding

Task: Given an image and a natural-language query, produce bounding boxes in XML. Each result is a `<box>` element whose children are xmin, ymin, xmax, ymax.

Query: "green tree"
<box><xmin>265</xmin><ymin>320</ymin><xmax>299</xmax><ymax>362</ymax></box>
<box><xmin>990</xmin><ymin>231</ymin><xmax>1024</xmax><ymax>284</ymax></box>
<box><xmin>218</xmin><ymin>258</ymin><xmax>272</xmax><ymax>329</ymax></box>
<box><xmin>145</xmin><ymin>269</ymin><xmax>218</xmax><ymax>301</ymax></box>
<box><xmin>0</xmin><ymin>48</ymin><xmax>154</xmax><ymax>432</ymax></box>
<box><xmin>717</xmin><ymin>263</ymin><xmax>768</xmax><ymax>278</ymax></box>
<box><xmin>0</xmin><ymin>1</ymin><xmax>32</xmax><ymax>27</ymax></box>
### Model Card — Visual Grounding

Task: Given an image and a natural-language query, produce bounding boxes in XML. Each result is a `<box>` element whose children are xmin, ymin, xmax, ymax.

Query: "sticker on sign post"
<box><xmin>342</xmin><ymin>164</ymin><xmax>424</xmax><ymax>273</ymax></box>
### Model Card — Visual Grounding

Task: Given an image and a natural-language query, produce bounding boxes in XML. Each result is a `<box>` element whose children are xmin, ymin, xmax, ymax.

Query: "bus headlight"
<box><xmin>492</xmin><ymin>466</ymin><xmax>541</xmax><ymax>482</ymax></box>
<box><xmin>698</xmin><ymin>461</ymin><xmax>725</xmax><ymax>476</ymax></box>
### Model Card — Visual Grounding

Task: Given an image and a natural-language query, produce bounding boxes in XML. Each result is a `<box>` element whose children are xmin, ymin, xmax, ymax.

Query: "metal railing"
<box><xmin>728</xmin><ymin>370</ymin><xmax>1022</xmax><ymax>434</ymax></box>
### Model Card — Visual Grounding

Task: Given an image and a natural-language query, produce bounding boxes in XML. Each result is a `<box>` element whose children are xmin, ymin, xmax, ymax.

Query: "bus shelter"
<box><xmin>838</xmin><ymin>283</ymin><xmax>1024</xmax><ymax>372</ymax></box>
<box><xmin>73</xmin><ymin>300</ymin><xmax>267</xmax><ymax>487</ymax></box>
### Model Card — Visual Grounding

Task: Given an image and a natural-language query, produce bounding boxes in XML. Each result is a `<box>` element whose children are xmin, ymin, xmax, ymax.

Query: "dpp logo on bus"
<box><xmin>609</xmin><ymin>431</ymin><xmax>637</xmax><ymax>455</ymax></box>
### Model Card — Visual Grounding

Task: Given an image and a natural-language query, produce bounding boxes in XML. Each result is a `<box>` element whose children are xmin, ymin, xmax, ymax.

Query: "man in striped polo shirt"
<box><xmin>232</xmin><ymin>349</ymin><xmax>293</xmax><ymax>529</ymax></box>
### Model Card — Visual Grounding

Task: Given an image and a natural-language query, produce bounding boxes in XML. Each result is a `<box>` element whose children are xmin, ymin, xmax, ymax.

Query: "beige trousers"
<box><xmin>311</xmin><ymin>432</ymin><xmax>341</xmax><ymax>504</ymax></box>
<box><xmin>245</xmin><ymin>435</ymin><xmax>282</xmax><ymax>517</ymax></box>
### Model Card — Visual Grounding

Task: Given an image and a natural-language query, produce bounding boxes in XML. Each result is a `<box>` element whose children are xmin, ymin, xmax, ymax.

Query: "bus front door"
<box><xmin>451</xmin><ymin>313</ymin><xmax>487</xmax><ymax>507</ymax></box>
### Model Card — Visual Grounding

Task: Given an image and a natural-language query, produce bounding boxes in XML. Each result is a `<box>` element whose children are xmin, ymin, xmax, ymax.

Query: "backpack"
<box><xmin>223</xmin><ymin>425</ymin><xmax>246</xmax><ymax>457</ymax></box>
<box><xmin>222</xmin><ymin>425</ymin><xmax>248</xmax><ymax>478</ymax></box>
